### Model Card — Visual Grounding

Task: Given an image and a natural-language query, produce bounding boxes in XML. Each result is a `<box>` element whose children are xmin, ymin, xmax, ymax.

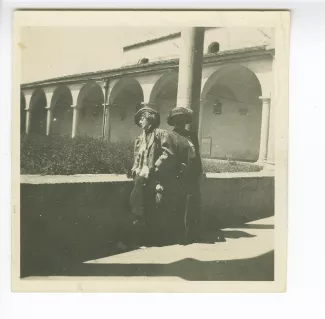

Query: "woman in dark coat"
<box><xmin>166</xmin><ymin>107</ymin><xmax>203</xmax><ymax>244</ymax></box>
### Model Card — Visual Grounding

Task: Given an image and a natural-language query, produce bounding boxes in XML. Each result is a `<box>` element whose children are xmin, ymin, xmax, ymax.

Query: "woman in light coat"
<box><xmin>129</xmin><ymin>106</ymin><xmax>177</xmax><ymax>246</ymax></box>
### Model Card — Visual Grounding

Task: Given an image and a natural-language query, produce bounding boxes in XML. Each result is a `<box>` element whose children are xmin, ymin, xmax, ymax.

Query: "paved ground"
<box><xmin>35</xmin><ymin>216</ymin><xmax>274</xmax><ymax>281</ymax></box>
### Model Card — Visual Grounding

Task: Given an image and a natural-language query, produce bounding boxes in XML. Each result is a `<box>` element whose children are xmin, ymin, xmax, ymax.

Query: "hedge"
<box><xmin>20</xmin><ymin>134</ymin><xmax>262</xmax><ymax>175</ymax></box>
<box><xmin>21</xmin><ymin>134</ymin><xmax>134</xmax><ymax>175</ymax></box>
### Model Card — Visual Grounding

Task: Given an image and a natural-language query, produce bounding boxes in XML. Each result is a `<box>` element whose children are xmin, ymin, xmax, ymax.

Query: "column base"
<box><xmin>255</xmin><ymin>160</ymin><xmax>275</xmax><ymax>171</ymax></box>
<box><xmin>262</xmin><ymin>161</ymin><xmax>275</xmax><ymax>171</ymax></box>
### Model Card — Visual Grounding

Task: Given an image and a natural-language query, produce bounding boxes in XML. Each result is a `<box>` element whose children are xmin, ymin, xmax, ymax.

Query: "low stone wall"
<box><xmin>20</xmin><ymin>172</ymin><xmax>274</xmax><ymax>277</ymax></box>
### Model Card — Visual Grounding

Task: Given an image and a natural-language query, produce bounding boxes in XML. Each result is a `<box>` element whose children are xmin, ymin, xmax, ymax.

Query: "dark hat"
<box><xmin>167</xmin><ymin>107</ymin><xmax>193</xmax><ymax>126</ymax></box>
<box><xmin>134</xmin><ymin>106</ymin><xmax>160</xmax><ymax>128</ymax></box>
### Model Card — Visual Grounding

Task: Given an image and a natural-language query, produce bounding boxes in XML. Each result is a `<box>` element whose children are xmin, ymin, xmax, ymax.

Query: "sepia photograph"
<box><xmin>11</xmin><ymin>10</ymin><xmax>290</xmax><ymax>292</ymax></box>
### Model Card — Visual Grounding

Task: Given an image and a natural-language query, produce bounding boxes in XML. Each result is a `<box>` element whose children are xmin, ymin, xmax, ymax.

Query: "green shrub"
<box><xmin>20</xmin><ymin>134</ymin><xmax>263</xmax><ymax>175</ymax></box>
<box><xmin>20</xmin><ymin>134</ymin><xmax>134</xmax><ymax>175</ymax></box>
<box><xmin>202</xmin><ymin>158</ymin><xmax>262</xmax><ymax>173</ymax></box>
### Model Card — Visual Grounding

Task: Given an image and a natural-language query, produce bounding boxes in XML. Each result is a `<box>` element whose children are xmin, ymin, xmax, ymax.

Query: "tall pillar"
<box><xmin>71</xmin><ymin>105</ymin><xmax>79</xmax><ymax>138</ymax></box>
<box><xmin>102</xmin><ymin>102</ymin><xmax>111</xmax><ymax>142</ymax></box>
<box><xmin>98</xmin><ymin>80</ymin><xmax>110</xmax><ymax>140</ymax></box>
<box><xmin>264</xmin><ymin>96</ymin><xmax>275</xmax><ymax>170</ymax></box>
<box><xmin>258</xmin><ymin>96</ymin><xmax>271</xmax><ymax>164</ymax></box>
<box><xmin>22</xmin><ymin>90</ymin><xmax>34</xmax><ymax>135</ymax></box>
<box><xmin>45</xmin><ymin>106</ymin><xmax>53</xmax><ymax>136</ymax></box>
<box><xmin>176</xmin><ymin>27</ymin><xmax>205</xmax><ymax>133</ymax></box>
<box><xmin>25</xmin><ymin>109</ymin><xmax>31</xmax><ymax>134</ymax></box>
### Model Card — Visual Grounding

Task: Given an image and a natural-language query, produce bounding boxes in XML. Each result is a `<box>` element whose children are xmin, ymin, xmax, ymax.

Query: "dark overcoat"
<box><xmin>168</xmin><ymin>128</ymin><xmax>203</xmax><ymax>242</ymax></box>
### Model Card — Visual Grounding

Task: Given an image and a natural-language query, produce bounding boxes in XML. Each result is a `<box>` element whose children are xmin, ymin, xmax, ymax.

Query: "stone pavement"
<box><xmin>25</xmin><ymin>216</ymin><xmax>274</xmax><ymax>281</ymax></box>
<box><xmin>66</xmin><ymin>216</ymin><xmax>274</xmax><ymax>281</ymax></box>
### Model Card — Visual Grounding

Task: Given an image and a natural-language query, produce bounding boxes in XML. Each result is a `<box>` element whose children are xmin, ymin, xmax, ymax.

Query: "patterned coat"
<box><xmin>131</xmin><ymin>128</ymin><xmax>176</xmax><ymax>179</ymax></box>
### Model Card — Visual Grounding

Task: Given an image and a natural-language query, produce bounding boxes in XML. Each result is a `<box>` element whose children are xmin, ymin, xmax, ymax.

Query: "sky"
<box><xmin>20</xmin><ymin>27</ymin><xmax>180</xmax><ymax>83</ymax></box>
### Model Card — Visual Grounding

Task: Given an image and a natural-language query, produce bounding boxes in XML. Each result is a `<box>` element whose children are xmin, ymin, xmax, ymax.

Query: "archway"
<box><xmin>201</xmin><ymin>65</ymin><xmax>262</xmax><ymax>161</ymax></box>
<box><xmin>29</xmin><ymin>88</ymin><xmax>47</xmax><ymax>135</ymax></box>
<box><xmin>108</xmin><ymin>78</ymin><xmax>144</xmax><ymax>142</ymax></box>
<box><xmin>149</xmin><ymin>72</ymin><xmax>178</xmax><ymax>130</ymax></box>
<box><xmin>77</xmin><ymin>81</ymin><xmax>104</xmax><ymax>138</ymax></box>
<box><xmin>50</xmin><ymin>86</ymin><xmax>73</xmax><ymax>136</ymax></box>
<box><xmin>20</xmin><ymin>92</ymin><xmax>26</xmax><ymax>134</ymax></box>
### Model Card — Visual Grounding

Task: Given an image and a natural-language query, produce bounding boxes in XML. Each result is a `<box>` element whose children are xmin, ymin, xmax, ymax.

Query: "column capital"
<box><xmin>22</xmin><ymin>90</ymin><xmax>34</xmax><ymax>111</ymax></box>
<box><xmin>97</xmin><ymin>79</ymin><xmax>109</xmax><ymax>90</ymax></box>
<box><xmin>67</xmin><ymin>83</ymin><xmax>85</xmax><ymax>107</ymax></box>
<box><xmin>43</xmin><ymin>86</ymin><xmax>56</xmax><ymax>108</ymax></box>
<box><xmin>21</xmin><ymin>88</ymin><xmax>35</xmax><ymax>96</ymax></box>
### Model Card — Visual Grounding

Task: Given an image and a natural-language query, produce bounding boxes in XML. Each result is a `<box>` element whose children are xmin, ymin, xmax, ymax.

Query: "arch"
<box><xmin>29</xmin><ymin>88</ymin><xmax>47</xmax><ymax>135</ymax></box>
<box><xmin>108</xmin><ymin>77</ymin><xmax>144</xmax><ymax>142</ymax></box>
<box><xmin>20</xmin><ymin>92</ymin><xmax>26</xmax><ymax>134</ymax></box>
<box><xmin>50</xmin><ymin>85</ymin><xmax>73</xmax><ymax>136</ymax></box>
<box><xmin>109</xmin><ymin>77</ymin><xmax>144</xmax><ymax>106</ymax></box>
<box><xmin>200</xmin><ymin>65</ymin><xmax>263</xmax><ymax>161</ymax></box>
<box><xmin>201</xmin><ymin>65</ymin><xmax>262</xmax><ymax>103</ymax></box>
<box><xmin>76</xmin><ymin>81</ymin><xmax>105</xmax><ymax>138</ymax></box>
<box><xmin>149</xmin><ymin>72</ymin><xmax>178</xmax><ymax>103</ymax></box>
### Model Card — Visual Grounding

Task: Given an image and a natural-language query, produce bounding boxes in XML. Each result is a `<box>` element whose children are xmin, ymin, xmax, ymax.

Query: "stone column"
<box><xmin>45</xmin><ymin>106</ymin><xmax>53</xmax><ymax>136</ymax></box>
<box><xmin>25</xmin><ymin>109</ymin><xmax>31</xmax><ymax>134</ymax></box>
<box><xmin>258</xmin><ymin>96</ymin><xmax>271</xmax><ymax>164</ymax></box>
<box><xmin>102</xmin><ymin>102</ymin><xmax>111</xmax><ymax>142</ymax></box>
<box><xmin>176</xmin><ymin>27</ymin><xmax>205</xmax><ymax>133</ymax></box>
<box><xmin>71</xmin><ymin>105</ymin><xmax>79</xmax><ymax>138</ymax></box>
<box><xmin>264</xmin><ymin>96</ymin><xmax>275</xmax><ymax>170</ymax></box>
<box><xmin>23</xmin><ymin>90</ymin><xmax>34</xmax><ymax>135</ymax></box>
<box><xmin>67</xmin><ymin>83</ymin><xmax>84</xmax><ymax>138</ymax></box>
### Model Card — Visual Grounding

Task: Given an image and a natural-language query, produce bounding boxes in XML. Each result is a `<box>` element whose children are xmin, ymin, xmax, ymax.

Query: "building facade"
<box><xmin>20</xmin><ymin>27</ymin><xmax>275</xmax><ymax>166</ymax></box>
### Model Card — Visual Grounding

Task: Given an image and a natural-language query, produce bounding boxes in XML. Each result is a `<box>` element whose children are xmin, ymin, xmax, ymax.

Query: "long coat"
<box><xmin>130</xmin><ymin>128</ymin><xmax>178</xmax><ymax>244</ymax></box>
<box><xmin>169</xmin><ymin>128</ymin><xmax>203</xmax><ymax>186</ymax></box>
<box><xmin>131</xmin><ymin>128</ymin><xmax>176</xmax><ymax>179</ymax></box>
<box><xmin>168</xmin><ymin>128</ymin><xmax>203</xmax><ymax>242</ymax></box>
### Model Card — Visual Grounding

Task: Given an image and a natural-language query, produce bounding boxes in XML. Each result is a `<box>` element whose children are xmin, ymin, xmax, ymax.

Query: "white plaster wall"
<box><xmin>200</xmin><ymin>97</ymin><xmax>262</xmax><ymax>161</ymax></box>
<box><xmin>122</xmin><ymin>27</ymin><xmax>274</xmax><ymax>66</ymax></box>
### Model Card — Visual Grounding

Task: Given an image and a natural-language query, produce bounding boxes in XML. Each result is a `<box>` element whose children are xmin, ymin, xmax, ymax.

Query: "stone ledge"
<box><xmin>20</xmin><ymin>171</ymin><xmax>274</xmax><ymax>185</ymax></box>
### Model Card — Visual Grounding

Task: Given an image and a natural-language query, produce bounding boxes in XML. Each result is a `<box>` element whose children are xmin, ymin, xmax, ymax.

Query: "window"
<box><xmin>138</xmin><ymin>57</ymin><xmax>149</xmax><ymax>64</ymax></box>
<box><xmin>239</xmin><ymin>108</ymin><xmax>248</xmax><ymax>115</ymax></box>
<box><xmin>213</xmin><ymin>101</ymin><xmax>222</xmax><ymax>114</ymax></box>
<box><xmin>207</xmin><ymin>42</ymin><xmax>220</xmax><ymax>54</ymax></box>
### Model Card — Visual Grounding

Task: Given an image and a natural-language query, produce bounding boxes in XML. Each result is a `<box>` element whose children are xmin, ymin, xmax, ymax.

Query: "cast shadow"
<box><xmin>231</xmin><ymin>224</ymin><xmax>274</xmax><ymax>230</ymax></box>
<box><xmin>39</xmin><ymin>250</ymin><xmax>274</xmax><ymax>281</ymax></box>
<box><xmin>199</xmin><ymin>229</ymin><xmax>257</xmax><ymax>243</ymax></box>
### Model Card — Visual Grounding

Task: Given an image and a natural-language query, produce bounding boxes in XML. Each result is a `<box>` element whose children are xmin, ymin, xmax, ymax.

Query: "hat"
<box><xmin>134</xmin><ymin>106</ymin><xmax>160</xmax><ymax>128</ymax></box>
<box><xmin>167</xmin><ymin>107</ymin><xmax>193</xmax><ymax>126</ymax></box>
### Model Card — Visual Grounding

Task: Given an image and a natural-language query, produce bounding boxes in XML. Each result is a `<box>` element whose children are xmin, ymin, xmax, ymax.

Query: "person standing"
<box><xmin>129</xmin><ymin>106</ymin><xmax>177</xmax><ymax>247</ymax></box>
<box><xmin>166</xmin><ymin>107</ymin><xmax>203</xmax><ymax>244</ymax></box>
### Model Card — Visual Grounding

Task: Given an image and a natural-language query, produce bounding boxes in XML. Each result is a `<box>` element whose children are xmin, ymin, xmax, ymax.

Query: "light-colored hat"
<box><xmin>134</xmin><ymin>106</ymin><xmax>160</xmax><ymax>128</ymax></box>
